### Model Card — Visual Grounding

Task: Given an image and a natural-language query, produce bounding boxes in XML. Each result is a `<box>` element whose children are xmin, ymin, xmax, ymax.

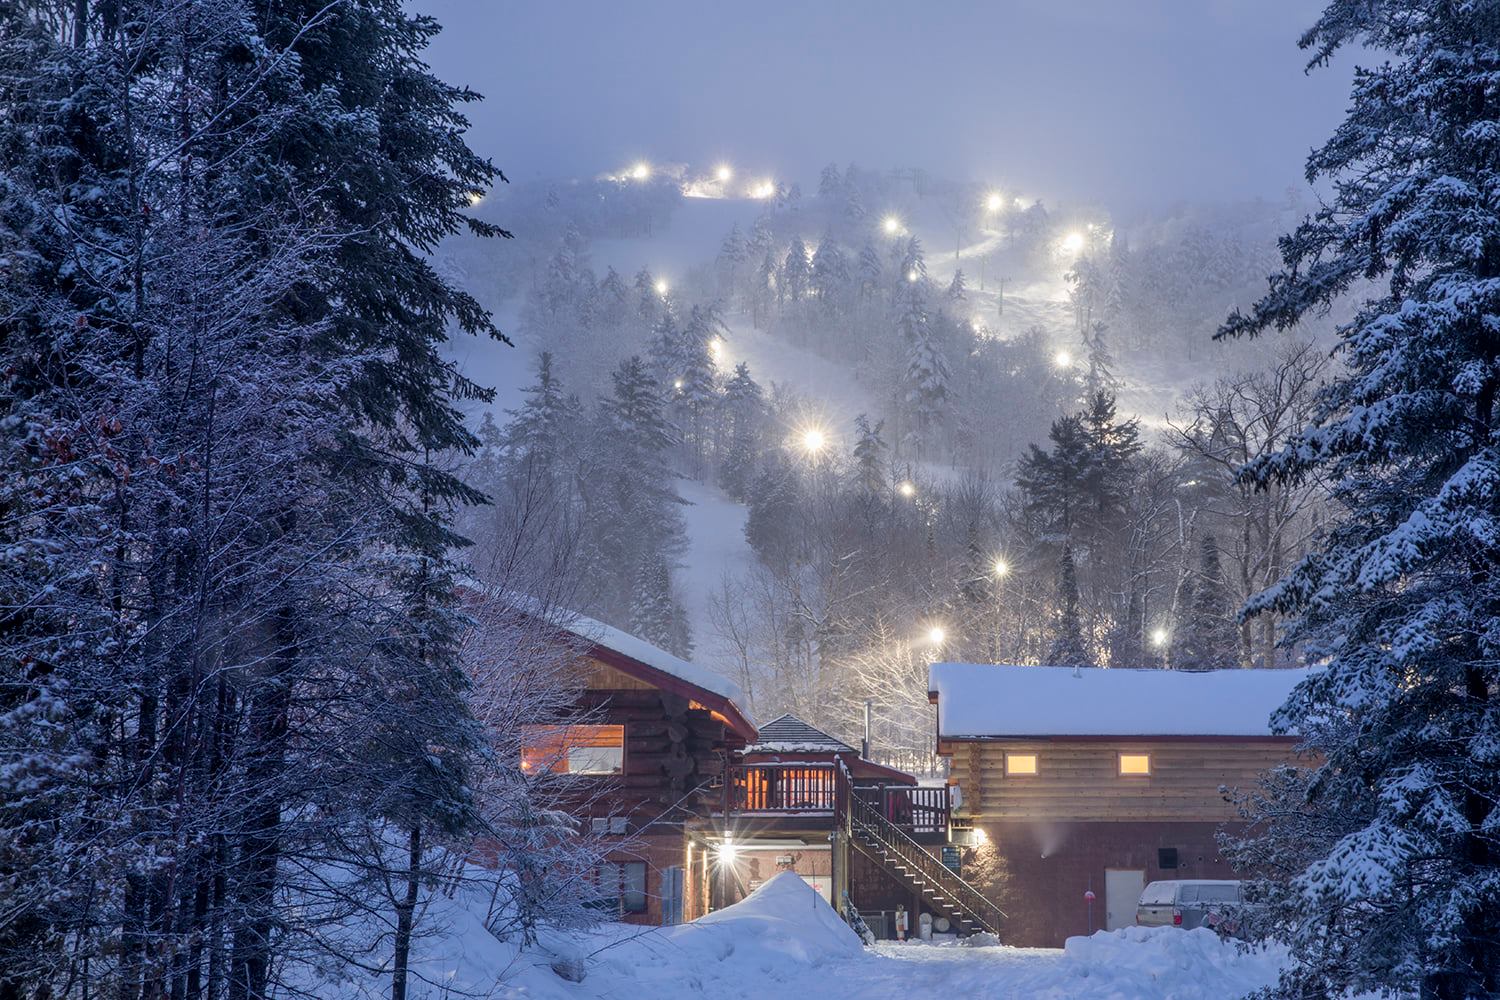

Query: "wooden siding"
<box><xmin>579</xmin><ymin>655</ymin><xmax>655</xmax><ymax>691</ymax></box>
<box><xmin>947</xmin><ymin>738</ymin><xmax>1297</xmax><ymax>823</ymax></box>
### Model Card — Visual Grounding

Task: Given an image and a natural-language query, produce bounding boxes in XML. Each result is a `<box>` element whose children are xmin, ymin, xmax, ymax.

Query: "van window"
<box><xmin>1197</xmin><ymin>884</ymin><xmax>1240</xmax><ymax>903</ymax></box>
<box><xmin>1139</xmin><ymin>881</ymin><xmax>1178</xmax><ymax>905</ymax></box>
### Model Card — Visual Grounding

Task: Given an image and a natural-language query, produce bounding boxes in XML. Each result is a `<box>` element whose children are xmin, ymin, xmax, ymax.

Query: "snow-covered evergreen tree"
<box><xmin>1044</xmin><ymin>544</ymin><xmax>1092</xmax><ymax>666</ymax></box>
<box><xmin>852</xmin><ymin>414</ymin><xmax>889</xmax><ymax>496</ymax></box>
<box><xmin>782</xmin><ymin>236</ymin><xmax>811</xmax><ymax>305</ymax></box>
<box><xmin>1218</xmin><ymin>3</ymin><xmax>1500</xmax><ymax>995</ymax></box>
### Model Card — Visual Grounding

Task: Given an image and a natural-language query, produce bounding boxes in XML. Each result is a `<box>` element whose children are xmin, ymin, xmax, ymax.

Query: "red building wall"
<box><xmin>984</xmin><ymin>819</ymin><xmax>1240</xmax><ymax>947</ymax></box>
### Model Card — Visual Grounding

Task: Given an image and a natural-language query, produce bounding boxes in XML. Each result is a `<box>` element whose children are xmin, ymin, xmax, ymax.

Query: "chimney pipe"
<box><xmin>862</xmin><ymin>699</ymin><xmax>872</xmax><ymax>760</ymax></box>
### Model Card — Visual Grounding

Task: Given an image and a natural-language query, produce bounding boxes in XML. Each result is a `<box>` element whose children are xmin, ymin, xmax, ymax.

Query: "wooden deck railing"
<box><xmin>728</xmin><ymin>763</ymin><xmax>837</xmax><ymax>812</ymax></box>
<box><xmin>725</xmin><ymin>764</ymin><xmax>950</xmax><ymax>841</ymax></box>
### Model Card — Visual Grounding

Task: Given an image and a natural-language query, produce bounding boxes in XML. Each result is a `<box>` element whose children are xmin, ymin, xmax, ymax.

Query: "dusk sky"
<box><xmin>414</xmin><ymin>0</ymin><xmax>1356</xmax><ymax>211</ymax></box>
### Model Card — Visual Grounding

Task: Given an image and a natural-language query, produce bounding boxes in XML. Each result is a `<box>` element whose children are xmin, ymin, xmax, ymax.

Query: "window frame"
<box><xmin>1003</xmin><ymin>752</ymin><xmax>1039</xmax><ymax>777</ymax></box>
<box><xmin>594</xmin><ymin>860</ymin><xmax>648</xmax><ymax>915</ymax></box>
<box><xmin>521</xmin><ymin>723</ymin><xmax>627</xmax><ymax>776</ymax></box>
<box><xmin>1117</xmin><ymin>752</ymin><xmax>1152</xmax><ymax>776</ymax></box>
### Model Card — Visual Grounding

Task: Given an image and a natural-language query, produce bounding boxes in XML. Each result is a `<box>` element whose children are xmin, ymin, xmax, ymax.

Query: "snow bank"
<box><xmin>1062</xmin><ymin>925</ymin><xmax>1287</xmax><ymax>998</ymax></box>
<box><xmin>289</xmin><ymin>864</ymin><xmax>1292</xmax><ymax>1000</ymax></box>
<box><xmin>929</xmin><ymin>662</ymin><xmax>1316</xmax><ymax>737</ymax></box>
<box><xmin>693</xmin><ymin>870</ymin><xmax>864</xmax><ymax>961</ymax></box>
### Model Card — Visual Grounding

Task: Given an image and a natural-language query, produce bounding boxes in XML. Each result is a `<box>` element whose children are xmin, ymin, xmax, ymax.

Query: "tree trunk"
<box><xmin>391</xmin><ymin>826</ymin><xmax>423</xmax><ymax>1000</ymax></box>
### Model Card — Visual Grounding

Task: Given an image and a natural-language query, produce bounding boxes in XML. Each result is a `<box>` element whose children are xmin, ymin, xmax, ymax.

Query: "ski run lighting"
<box><xmin>1054</xmin><ymin>349</ymin><xmax>1073</xmax><ymax>369</ymax></box>
<box><xmin>715</xmin><ymin>164</ymin><xmax>733</xmax><ymax>182</ymax></box>
<box><xmin>655</xmin><ymin>279</ymin><xmax>670</xmax><ymax>296</ymax></box>
<box><xmin>1150</xmin><ymin>627</ymin><xmax>1170</xmax><ymax>648</ymax></box>
<box><xmin>993</xmin><ymin>559</ymin><xmax>1011</xmax><ymax>577</ymax></box>
<box><xmin>709</xmin><ymin>336</ymin><xmax>725</xmax><ymax>360</ymax></box>
<box><xmin>799</xmin><ymin>428</ymin><xmax>827</xmax><ymax>454</ymax></box>
<box><xmin>985</xmin><ymin>192</ymin><xmax>1004</xmax><ymax>212</ymax></box>
<box><xmin>1061</xmin><ymin>231</ymin><xmax>1086</xmax><ymax>255</ymax></box>
<box><xmin>927</xmin><ymin>625</ymin><xmax>947</xmax><ymax>646</ymax></box>
<box><xmin>882</xmin><ymin>215</ymin><xmax>902</xmax><ymax>235</ymax></box>
<box><xmin>751</xmin><ymin>180</ymin><xmax>776</xmax><ymax>199</ymax></box>
<box><xmin>897</xmin><ymin>480</ymin><xmax>916</xmax><ymax>498</ymax></box>
<box><xmin>629</xmin><ymin>161</ymin><xmax>651</xmax><ymax>181</ymax></box>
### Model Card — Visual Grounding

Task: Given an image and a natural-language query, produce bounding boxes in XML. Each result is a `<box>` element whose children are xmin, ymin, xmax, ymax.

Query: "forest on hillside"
<box><xmin>446</xmin><ymin>166</ymin><xmax>1334</xmax><ymax>770</ymax></box>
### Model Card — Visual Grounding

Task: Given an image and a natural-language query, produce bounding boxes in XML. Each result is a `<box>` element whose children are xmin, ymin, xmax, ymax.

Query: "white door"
<box><xmin>1104</xmin><ymin>869</ymin><xmax>1145</xmax><ymax>931</ymax></box>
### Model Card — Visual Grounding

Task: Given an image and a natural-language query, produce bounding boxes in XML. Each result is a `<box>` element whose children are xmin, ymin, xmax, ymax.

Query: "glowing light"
<box><xmin>993</xmin><ymin>559</ymin><xmax>1011</xmax><ymax>578</ymax></box>
<box><xmin>1150</xmin><ymin>627</ymin><xmax>1169</xmax><ymax>648</ymax></box>
<box><xmin>882</xmin><ymin>215</ymin><xmax>902</xmax><ymax>235</ymax></box>
<box><xmin>673</xmin><ymin>378</ymin><xmax>684</xmax><ymax>390</ymax></box>
<box><xmin>897</xmin><ymin>480</ymin><xmax>916</xmax><ymax>498</ymax></box>
<box><xmin>1054</xmin><ymin>349</ymin><xmax>1073</xmax><ymax>369</ymax></box>
<box><xmin>1061</xmin><ymin>231</ymin><xmax>1085</xmax><ymax>255</ymax></box>
<box><xmin>799</xmin><ymin>427</ymin><xmax>827</xmax><ymax>454</ymax></box>
<box><xmin>927</xmin><ymin>625</ymin><xmax>947</xmax><ymax>646</ymax></box>
<box><xmin>654</xmin><ymin>279</ymin><xmax>670</xmax><ymax>297</ymax></box>
<box><xmin>466</xmin><ymin>189</ymin><xmax>485</xmax><ymax>207</ymax></box>
<box><xmin>906</xmin><ymin>269</ymin><xmax>919</xmax><ymax>283</ymax></box>
<box><xmin>985</xmin><ymin>192</ymin><xmax>1004</xmax><ymax>212</ymax></box>
<box><xmin>715</xmin><ymin>164</ymin><xmax>733</xmax><ymax>183</ymax></box>
<box><xmin>709</xmin><ymin>336</ymin><xmax>724</xmax><ymax>359</ymax></box>
<box><xmin>971</xmin><ymin>828</ymin><xmax>989</xmax><ymax>846</ymax></box>
<box><xmin>629</xmin><ymin>162</ymin><xmax>651</xmax><ymax>181</ymax></box>
<box><xmin>1013</xmin><ymin>197</ymin><xmax>1026</xmax><ymax>210</ymax></box>
<box><xmin>751</xmin><ymin>180</ymin><xmax>776</xmax><ymax>199</ymax></box>
<box><xmin>717</xmin><ymin>841</ymin><xmax>739</xmax><ymax>863</ymax></box>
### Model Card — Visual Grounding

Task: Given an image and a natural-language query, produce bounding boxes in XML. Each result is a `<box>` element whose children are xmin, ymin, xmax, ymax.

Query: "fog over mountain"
<box><xmin>414</xmin><ymin>0</ymin><xmax>1353</xmax><ymax>210</ymax></box>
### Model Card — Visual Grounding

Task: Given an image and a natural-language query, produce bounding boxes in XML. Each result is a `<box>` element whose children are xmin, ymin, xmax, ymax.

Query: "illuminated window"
<box><xmin>1118</xmin><ymin>753</ymin><xmax>1151</xmax><ymax>776</ymax></box>
<box><xmin>521</xmin><ymin>724</ymin><xmax>624</xmax><ymax>775</ymax></box>
<box><xmin>1004</xmin><ymin>753</ymin><xmax>1038</xmax><ymax>776</ymax></box>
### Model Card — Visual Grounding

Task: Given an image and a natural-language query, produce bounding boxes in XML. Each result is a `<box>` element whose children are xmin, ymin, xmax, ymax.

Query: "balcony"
<box><xmin>724</xmin><ymin>764</ymin><xmax>950</xmax><ymax>844</ymax></box>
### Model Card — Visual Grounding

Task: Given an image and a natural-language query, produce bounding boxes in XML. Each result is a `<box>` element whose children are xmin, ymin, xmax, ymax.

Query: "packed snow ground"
<box><xmin>297</xmin><ymin>871</ymin><xmax>1292</xmax><ymax>1000</ymax></box>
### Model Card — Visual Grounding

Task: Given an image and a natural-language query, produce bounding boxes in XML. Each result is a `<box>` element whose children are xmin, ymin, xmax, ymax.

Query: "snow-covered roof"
<box><xmin>564</xmin><ymin>611</ymin><xmax>753</xmax><ymax>720</ymax></box>
<box><xmin>928</xmin><ymin>663</ymin><xmax>1315</xmax><ymax>738</ymax></box>
<box><xmin>745</xmin><ymin>714</ymin><xmax>855</xmax><ymax>754</ymax></box>
<box><xmin>453</xmin><ymin>581</ymin><xmax>757</xmax><ymax>737</ymax></box>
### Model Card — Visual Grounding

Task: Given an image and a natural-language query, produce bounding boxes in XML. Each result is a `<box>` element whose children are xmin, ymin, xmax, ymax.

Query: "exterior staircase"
<box><xmin>834</xmin><ymin>764</ymin><xmax>1006</xmax><ymax>937</ymax></box>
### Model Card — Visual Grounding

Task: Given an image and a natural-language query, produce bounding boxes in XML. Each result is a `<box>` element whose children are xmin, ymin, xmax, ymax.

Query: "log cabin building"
<box><xmin>928</xmin><ymin>663</ymin><xmax>1313</xmax><ymax>947</ymax></box>
<box><xmin>501</xmin><ymin>603</ymin><xmax>1001</xmax><ymax>936</ymax></box>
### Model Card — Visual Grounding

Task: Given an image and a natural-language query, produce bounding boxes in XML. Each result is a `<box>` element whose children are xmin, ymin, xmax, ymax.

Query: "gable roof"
<box><xmin>454</xmin><ymin>583</ymin><xmax>757</xmax><ymax>742</ymax></box>
<box><xmin>565</xmin><ymin>612</ymin><xmax>758</xmax><ymax>741</ymax></box>
<box><xmin>928</xmin><ymin>663</ymin><xmax>1315</xmax><ymax>739</ymax></box>
<box><xmin>745</xmin><ymin>713</ymin><xmax>855</xmax><ymax>754</ymax></box>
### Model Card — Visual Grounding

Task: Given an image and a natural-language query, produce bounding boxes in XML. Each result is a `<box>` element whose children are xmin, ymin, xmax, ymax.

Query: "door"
<box><xmin>661</xmin><ymin>866</ymin><xmax>684</xmax><ymax>925</ymax></box>
<box><xmin>1104</xmin><ymin>868</ymin><xmax>1145</xmax><ymax>931</ymax></box>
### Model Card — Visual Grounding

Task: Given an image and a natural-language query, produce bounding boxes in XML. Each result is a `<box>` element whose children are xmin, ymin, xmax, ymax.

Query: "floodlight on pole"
<box><xmin>630</xmin><ymin>162</ymin><xmax>651</xmax><ymax>181</ymax></box>
<box><xmin>716</xmin><ymin>164</ymin><xmax>733</xmax><ymax>182</ymax></box>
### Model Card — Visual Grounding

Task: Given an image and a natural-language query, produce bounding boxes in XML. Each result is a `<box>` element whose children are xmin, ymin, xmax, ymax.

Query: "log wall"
<box><xmin>945</xmin><ymin>738</ymin><xmax>1299</xmax><ymax>823</ymax></box>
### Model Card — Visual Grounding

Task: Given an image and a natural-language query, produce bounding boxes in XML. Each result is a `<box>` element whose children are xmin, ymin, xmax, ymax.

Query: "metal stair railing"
<box><xmin>834</xmin><ymin>760</ymin><xmax>1006</xmax><ymax>936</ymax></box>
